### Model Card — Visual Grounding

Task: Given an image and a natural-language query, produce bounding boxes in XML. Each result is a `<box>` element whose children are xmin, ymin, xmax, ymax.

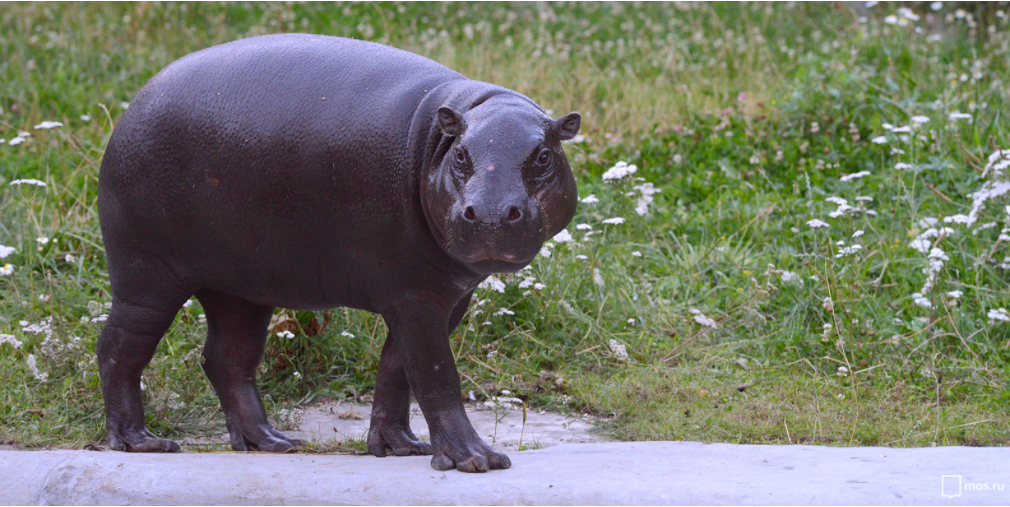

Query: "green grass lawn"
<box><xmin>2</xmin><ymin>2</ymin><xmax>1009</xmax><ymax>450</ymax></box>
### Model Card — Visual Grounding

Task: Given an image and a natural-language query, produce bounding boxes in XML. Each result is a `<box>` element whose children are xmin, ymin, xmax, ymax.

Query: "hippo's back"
<box><xmin>98</xmin><ymin>34</ymin><xmax>465</xmax><ymax>309</ymax></box>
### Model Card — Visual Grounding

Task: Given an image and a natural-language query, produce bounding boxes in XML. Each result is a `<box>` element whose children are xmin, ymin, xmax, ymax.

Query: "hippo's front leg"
<box><xmin>367</xmin><ymin>329</ymin><xmax>434</xmax><ymax>458</ymax></box>
<box><xmin>378</xmin><ymin>295</ymin><xmax>510</xmax><ymax>473</ymax></box>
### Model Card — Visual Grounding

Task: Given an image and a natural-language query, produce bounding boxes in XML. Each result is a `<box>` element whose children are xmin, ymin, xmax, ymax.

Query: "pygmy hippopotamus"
<box><xmin>96</xmin><ymin>33</ymin><xmax>580</xmax><ymax>472</ymax></box>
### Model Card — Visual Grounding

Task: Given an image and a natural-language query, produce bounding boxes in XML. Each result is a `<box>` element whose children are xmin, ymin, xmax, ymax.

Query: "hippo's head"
<box><xmin>422</xmin><ymin>95</ymin><xmax>580</xmax><ymax>275</ymax></box>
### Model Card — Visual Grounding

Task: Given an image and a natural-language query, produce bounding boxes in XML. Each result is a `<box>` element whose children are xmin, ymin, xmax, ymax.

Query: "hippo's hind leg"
<box><xmin>195</xmin><ymin>289</ymin><xmax>300</xmax><ymax>452</ymax></box>
<box><xmin>98</xmin><ymin>294</ymin><xmax>188</xmax><ymax>452</ymax></box>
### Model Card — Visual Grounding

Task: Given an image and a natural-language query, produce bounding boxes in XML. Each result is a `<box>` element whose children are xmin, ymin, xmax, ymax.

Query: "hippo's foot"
<box><xmin>429</xmin><ymin>435</ymin><xmax>511</xmax><ymax>473</ymax></box>
<box><xmin>367</xmin><ymin>421</ymin><xmax>432</xmax><ymax>457</ymax></box>
<box><xmin>107</xmin><ymin>428</ymin><xmax>181</xmax><ymax>453</ymax></box>
<box><xmin>227</xmin><ymin>421</ymin><xmax>302</xmax><ymax>452</ymax></box>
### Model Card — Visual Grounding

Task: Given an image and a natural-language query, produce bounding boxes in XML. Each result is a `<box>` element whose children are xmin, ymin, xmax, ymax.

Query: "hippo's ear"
<box><xmin>555</xmin><ymin>112</ymin><xmax>581</xmax><ymax>141</ymax></box>
<box><xmin>437</xmin><ymin>106</ymin><xmax>464</xmax><ymax>137</ymax></box>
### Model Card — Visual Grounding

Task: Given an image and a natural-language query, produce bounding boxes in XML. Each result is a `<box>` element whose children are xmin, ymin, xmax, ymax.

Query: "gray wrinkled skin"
<box><xmin>97</xmin><ymin>34</ymin><xmax>580</xmax><ymax>472</ymax></box>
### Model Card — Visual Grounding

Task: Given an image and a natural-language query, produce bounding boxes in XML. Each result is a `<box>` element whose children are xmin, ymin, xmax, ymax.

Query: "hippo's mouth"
<box><xmin>466</xmin><ymin>257</ymin><xmax>532</xmax><ymax>274</ymax></box>
<box><xmin>451</xmin><ymin>248</ymin><xmax>538</xmax><ymax>274</ymax></box>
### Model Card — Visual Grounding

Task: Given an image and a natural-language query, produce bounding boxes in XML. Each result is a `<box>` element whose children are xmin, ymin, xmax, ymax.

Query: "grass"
<box><xmin>2</xmin><ymin>2</ymin><xmax>1009</xmax><ymax>450</ymax></box>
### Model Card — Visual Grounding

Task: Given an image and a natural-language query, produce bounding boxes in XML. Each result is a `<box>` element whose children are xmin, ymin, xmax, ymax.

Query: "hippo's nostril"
<box><xmin>507</xmin><ymin>206</ymin><xmax>521</xmax><ymax>222</ymax></box>
<box><xmin>464</xmin><ymin>206</ymin><xmax>476</xmax><ymax>222</ymax></box>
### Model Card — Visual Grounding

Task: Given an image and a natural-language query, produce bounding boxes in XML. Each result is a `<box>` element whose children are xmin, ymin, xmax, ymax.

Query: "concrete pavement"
<box><xmin>2</xmin><ymin>441</ymin><xmax>1007</xmax><ymax>505</ymax></box>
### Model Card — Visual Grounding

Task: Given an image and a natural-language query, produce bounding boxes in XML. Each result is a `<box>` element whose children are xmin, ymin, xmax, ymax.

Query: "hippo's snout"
<box><xmin>447</xmin><ymin>194</ymin><xmax>543</xmax><ymax>272</ymax></box>
<box><xmin>460</xmin><ymin>200</ymin><xmax>524</xmax><ymax>227</ymax></box>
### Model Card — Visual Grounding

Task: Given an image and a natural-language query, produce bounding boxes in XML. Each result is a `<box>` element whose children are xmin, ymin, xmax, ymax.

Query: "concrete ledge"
<box><xmin>2</xmin><ymin>442</ymin><xmax>1007</xmax><ymax>505</ymax></box>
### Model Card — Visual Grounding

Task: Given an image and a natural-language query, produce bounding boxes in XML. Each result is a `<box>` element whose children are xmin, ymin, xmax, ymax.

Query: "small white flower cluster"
<box><xmin>10</xmin><ymin>179</ymin><xmax>47</xmax><ymax>187</ymax></box>
<box><xmin>275</xmin><ymin>330</ymin><xmax>295</xmax><ymax>339</ymax></box>
<box><xmin>34</xmin><ymin>121</ymin><xmax>64</xmax><ymax>130</ymax></box>
<box><xmin>6</xmin><ymin>130</ymin><xmax>31</xmax><ymax>146</ymax></box>
<box><xmin>478</xmin><ymin>275</ymin><xmax>506</xmax><ymax>293</ymax></box>
<box><xmin>839</xmin><ymin>171</ymin><xmax>871</xmax><ymax>182</ymax></box>
<box><xmin>834</xmin><ymin>241</ymin><xmax>862</xmax><ymax>258</ymax></box>
<box><xmin>633</xmin><ymin>182</ymin><xmax>661</xmax><ymax>216</ymax></box>
<box><xmin>948</xmin><ymin>111</ymin><xmax>972</xmax><ymax>122</ymax></box>
<box><xmin>26</xmin><ymin>354</ymin><xmax>48</xmax><ymax>381</ymax></box>
<box><xmin>942</xmin><ymin>150</ymin><xmax>1010</xmax><ymax>230</ymax></box>
<box><xmin>987</xmin><ymin>308</ymin><xmax>1009</xmax><ymax>323</ymax></box>
<box><xmin>689</xmin><ymin>308</ymin><xmax>717</xmax><ymax>328</ymax></box>
<box><xmin>608</xmin><ymin>339</ymin><xmax>629</xmax><ymax>361</ymax></box>
<box><xmin>0</xmin><ymin>334</ymin><xmax>23</xmax><ymax>349</ymax></box>
<box><xmin>601</xmin><ymin>161</ymin><xmax>637</xmax><ymax>182</ymax></box>
<box><xmin>824</xmin><ymin>196</ymin><xmax>876</xmax><ymax>219</ymax></box>
<box><xmin>884</xmin><ymin>6</ymin><xmax>920</xmax><ymax>26</ymax></box>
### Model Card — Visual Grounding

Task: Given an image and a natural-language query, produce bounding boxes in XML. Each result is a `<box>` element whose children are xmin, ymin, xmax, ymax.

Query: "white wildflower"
<box><xmin>575</xmin><ymin>254</ymin><xmax>588</xmax><ymax>260</ymax></box>
<box><xmin>593</xmin><ymin>268</ymin><xmax>605</xmax><ymax>287</ymax></box>
<box><xmin>892</xmin><ymin>126</ymin><xmax>912</xmax><ymax>133</ymax></box>
<box><xmin>894</xmin><ymin>162</ymin><xmax>914</xmax><ymax>170</ymax></box>
<box><xmin>839</xmin><ymin>171</ymin><xmax>870</xmax><ymax>182</ymax></box>
<box><xmin>27</xmin><ymin>354</ymin><xmax>48</xmax><ymax>381</ymax></box>
<box><xmin>912</xmin><ymin>293</ymin><xmax>932</xmax><ymax>308</ymax></box>
<box><xmin>340</xmin><ymin>331</ymin><xmax>355</xmax><ymax>338</ymax></box>
<box><xmin>8</xmin><ymin>137</ymin><xmax>26</xmax><ymax>146</ymax></box>
<box><xmin>478</xmin><ymin>275</ymin><xmax>506</xmax><ymax>293</ymax></box>
<box><xmin>34</xmin><ymin>121</ymin><xmax>64</xmax><ymax>130</ymax></box>
<box><xmin>0</xmin><ymin>334</ymin><xmax>23</xmax><ymax>349</ymax></box>
<box><xmin>689</xmin><ymin>308</ymin><xmax>717</xmax><ymax>328</ymax></box>
<box><xmin>275</xmin><ymin>330</ymin><xmax>294</xmax><ymax>339</ymax></box>
<box><xmin>806</xmin><ymin>219</ymin><xmax>829</xmax><ymax>228</ymax></box>
<box><xmin>852</xmin><ymin>230</ymin><xmax>864</xmax><ymax>238</ymax></box>
<box><xmin>837</xmin><ymin>366</ymin><xmax>849</xmax><ymax>377</ymax></box>
<box><xmin>64</xmin><ymin>253</ymin><xmax>75</xmax><ymax>263</ymax></box>
<box><xmin>602</xmin><ymin>161</ymin><xmax>638</xmax><ymax>182</ymax></box>
<box><xmin>855</xmin><ymin>196</ymin><xmax>874</xmax><ymax>202</ymax></box>
<box><xmin>80</xmin><ymin>115</ymin><xmax>91</xmax><ymax>122</ymax></box>
<box><xmin>602</xmin><ymin>217</ymin><xmax>625</xmax><ymax>225</ymax></box>
<box><xmin>631</xmin><ymin>251</ymin><xmax>642</xmax><ymax>257</ymax></box>
<box><xmin>36</xmin><ymin>237</ymin><xmax>49</xmax><ymax>246</ymax></box>
<box><xmin>575</xmin><ymin>223</ymin><xmax>592</xmax><ymax>230</ymax></box>
<box><xmin>608</xmin><ymin>339</ymin><xmax>629</xmax><ymax>361</ymax></box>
<box><xmin>0</xmin><ymin>244</ymin><xmax>15</xmax><ymax>259</ymax></box>
<box><xmin>910</xmin><ymin>116</ymin><xmax>929</xmax><ymax>124</ymax></box>
<box><xmin>835</xmin><ymin>244</ymin><xmax>862</xmax><ymax>258</ymax></box>
<box><xmin>553</xmin><ymin>230</ymin><xmax>573</xmax><ymax>243</ymax></box>
<box><xmin>948</xmin><ymin>111</ymin><xmax>972</xmax><ymax>121</ymax></box>
<box><xmin>91</xmin><ymin>314</ymin><xmax>109</xmax><ymax>323</ymax></box>
<box><xmin>633</xmin><ymin>182</ymin><xmax>661</xmax><ymax>216</ymax></box>
<box><xmin>9</xmin><ymin>179</ymin><xmax>46</xmax><ymax>187</ymax></box>
<box><xmin>580</xmin><ymin>195</ymin><xmax>599</xmax><ymax>204</ymax></box>
<box><xmin>884</xmin><ymin>14</ymin><xmax>898</xmax><ymax>24</ymax></box>
<box><xmin>988</xmin><ymin>308</ymin><xmax>1010</xmax><ymax>323</ymax></box>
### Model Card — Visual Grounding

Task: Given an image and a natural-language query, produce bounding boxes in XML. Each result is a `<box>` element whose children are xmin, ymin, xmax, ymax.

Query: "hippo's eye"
<box><xmin>453</xmin><ymin>147</ymin><xmax>467</xmax><ymax>165</ymax></box>
<box><xmin>536</xmin><ymin>148</ymin><xmax>552</xmax><ymax>167</ymax></box>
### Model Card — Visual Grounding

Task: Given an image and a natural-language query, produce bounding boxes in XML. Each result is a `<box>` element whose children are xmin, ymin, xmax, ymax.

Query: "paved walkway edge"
<box><xmin>1</xmin><ymin>442</ymin><xmax>1007</xmax><ymax>505</ymax></box>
